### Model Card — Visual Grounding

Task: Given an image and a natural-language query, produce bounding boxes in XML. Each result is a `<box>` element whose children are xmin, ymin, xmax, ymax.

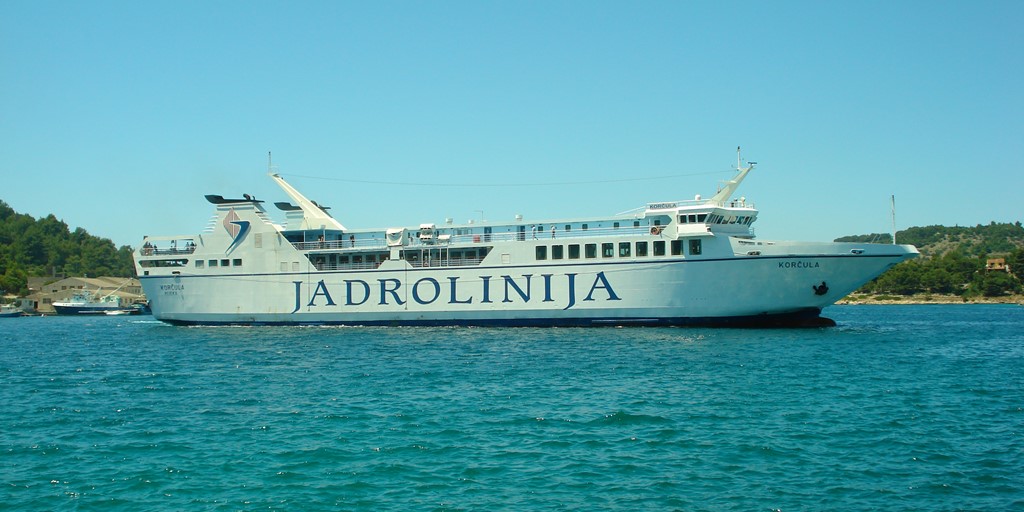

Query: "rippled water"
<box><xmin>2</xmin><ymin>305</ymin><xmax>1022</xmax><ymax>511</ymax></box>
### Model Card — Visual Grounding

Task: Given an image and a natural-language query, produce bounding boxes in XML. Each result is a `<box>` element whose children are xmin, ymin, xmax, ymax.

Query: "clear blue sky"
<box><xmin>3</xmin><ymin>1</ymin><xmax>1021</xmax><ymax>248</ymax></box>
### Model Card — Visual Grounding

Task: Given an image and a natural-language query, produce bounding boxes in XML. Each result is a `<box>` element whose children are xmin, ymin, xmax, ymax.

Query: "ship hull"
<box><xmin>52</xmin><ymin>304</ymin><xmax>122</xmax><ymax>315</ymax></box>
<box><xmin>139</xmin><ymin>252</ymin><xmax>907</xmax><ymax>327</ymax></box>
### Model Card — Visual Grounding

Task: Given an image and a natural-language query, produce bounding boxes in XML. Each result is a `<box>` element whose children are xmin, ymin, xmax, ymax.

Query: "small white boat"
<box><xmin>0</xmin><ymin>304</ymin><xmax>22</xmax><ymax>318</ymax></box>
<box><xmin>52</xmin><ymin>290</ymin><xmax>123</xmax><ymax>315</ymax></box>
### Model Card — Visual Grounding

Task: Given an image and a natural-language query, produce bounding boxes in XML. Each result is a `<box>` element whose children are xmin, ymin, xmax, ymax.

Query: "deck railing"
<box><xmin>311</xmin><ymin>257</ymin><xmax>487</xmax><ymax>271</ymax></box>
<box><xmin>141</xmin><ymin>246</ymin><xmax>197</xmax><ymax>256</ymax></box>
<box><xmin>292</xmin><ymin>225</ymin><xmax>666</xmax><ymax>252</ymax></box>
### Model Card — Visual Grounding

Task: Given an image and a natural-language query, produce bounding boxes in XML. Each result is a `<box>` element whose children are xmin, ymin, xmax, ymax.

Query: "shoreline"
<box><xmin>838</xmin><ymin>293</ymin><xmax>1024</xmax><ymax>305</ymax></box>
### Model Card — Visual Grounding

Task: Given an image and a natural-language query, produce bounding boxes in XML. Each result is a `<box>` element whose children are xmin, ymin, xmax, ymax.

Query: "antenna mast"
<box><xmin>891</xmin><ymin>195</ymin><xmax>897</xmax><ymax>245</ymax></box>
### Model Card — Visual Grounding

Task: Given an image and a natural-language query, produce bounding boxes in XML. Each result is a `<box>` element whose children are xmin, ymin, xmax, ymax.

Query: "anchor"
<box><xmin>812</xmin><ymin>281</ymin><xmax>829</xmax><ymax>296</ymax></box>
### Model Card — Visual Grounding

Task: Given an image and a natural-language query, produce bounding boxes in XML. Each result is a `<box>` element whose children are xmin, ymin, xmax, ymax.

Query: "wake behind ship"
<box><xmin>134</xmin><ymin>152</ymin><xmax>918</xmax><ymax>327</ymax></box>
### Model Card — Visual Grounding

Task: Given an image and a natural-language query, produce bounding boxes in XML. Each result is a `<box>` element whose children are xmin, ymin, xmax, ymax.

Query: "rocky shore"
<box><xmin>838</xmin><ymin>293</ymin><xmax>1024</xmax><ymax>305</ymax></box>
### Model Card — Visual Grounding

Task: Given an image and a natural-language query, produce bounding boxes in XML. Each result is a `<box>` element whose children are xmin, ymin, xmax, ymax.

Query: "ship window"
<box><xmin>140</xmin><ymin>258</ymin><xmax>188</xmax><ymax>267</ymax></box>
<box><xmin>679</xmin><ymin>215</ymin><xmax>687</xmax><ymax>224</ymax></box>
<box><xmin>654</xmin><ymin>219</ymin><xmax>661</xmax><ymax>226</ymax></box>
<box><xmin>221</xmin><ymin>259</ymin><xmax>230</xmax><ymax>267</ymax></box>
<box><xmin>209</xmin><ymin>259</ymin><xmax>218</xmax><ymax>267</ymax></box>
<box><xmin>689</xmin><ymin>239</ymin><xmax>702</xmax><ymax>255</ymax></box>
<box><xmin>280</xmin><ymin>262</ymin><xmax>288</xmax><ymax>272</ymax></box>
<box><xmin>602</xmin><ymin>243</ymin><xmax>614</xmax><ymax>258</ymax></box>
<box><xmin>636</xmin><ymin>241</ymin><xmax>648</xmax><ymax>257</ymax></box>
<box><xmin>582</xmin><ymin>224</ymin><xmax>588</xmax><ymax>231</ymax></box>
<box><xmin>585</xmin><ymin>243</ymin><xmax>597</xmax><ymax>258</ymax></box>
<box><xmin>564</xmin><ymin>224</ymin><xmax>571</xmax><ymax>232</ymax></box>
<box><xmin>536</xmin><ymin>246</ymin><xmax>547</xmax><ymax>260</ymax></box>
<box><xmin>653</xmin><ymin>240</ymin><xmax>666</xmax><ymax>256</ymax></box>
<box><xmin>233</xmin><ymin>259</ymin><xmax>242</xmax><ymax>266</ymax></box>
<box><xmin>613</xmin><ymin>222</ymin><xmax>620</xmax><ymax>229</ymax></box>
<box><xmin>686</xmin><ymin>215</ymin><xmax>694</xmax><ymax>223</ymax></box>
<box><xmin>568</xmin><ymin>244</ymin><xmax>580</xmax><ymax>259</ymax></box>
<box><xmin>619</xmin><ymin>242</ymin><xmax>631</xmax><ymax>257</ymax></box>
<box><xmin>671</xmin><ymin>240</ymin><xmax>683</xmax><ymax>255</ymax></box>
<box><xmin>697</xmin><ymin>214</ymin><xmax>707</xmax><ymax>222</ymax></box>
<box><xmin>552</xmin><ymin>245</ymin><xmax>564</xmax><ymax>260</ymax></box>
<box><xmin>292</xmin><ymin>262</ymin><xmax>300</xmax><ymax>271</ymax></box>
<box><xmin>196</xmin><ymin>260</ymin><xmax>204</xmax><ymax>269</ymax></box>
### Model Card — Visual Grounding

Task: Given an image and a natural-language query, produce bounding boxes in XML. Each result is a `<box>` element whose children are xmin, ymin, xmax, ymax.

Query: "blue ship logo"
<box><xmin>222</xmin><ymin>208</ymin><xmax>250</xmax><ymax>253</ymax></box>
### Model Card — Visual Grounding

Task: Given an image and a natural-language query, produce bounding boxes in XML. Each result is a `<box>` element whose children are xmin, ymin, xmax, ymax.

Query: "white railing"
<box><xmin>292</xmin><ymin>225</ymin><xmax>660</xmax><ymax>252</ymax></box>
<box><xmin>312</xmin><ymin>257</ymin><xmax>487</xmax><ymax>271</ymax></box>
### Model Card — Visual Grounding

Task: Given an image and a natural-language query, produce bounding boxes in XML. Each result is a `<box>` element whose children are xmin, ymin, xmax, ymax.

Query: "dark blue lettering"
<box><xmin>448</xmin><ymin>277</ymin><xmax>472</xmax><ymax>304</ymax></box>
<box><xmin>502</xmin><ymin>274</ymin><xmax>532</xmax><ymax>303</ymax></box>
<box><xmin>308</xmin><ymin>280</ymin><xmax>336</xmax><ymax>307</ymax></box>
<box><xmin>378</xmin><ymin>278</ymin><xmax>405</xmax><ymax>305</ymax></box>
<box><xmin>541</xmin><ymin>274</ymin><xmax>554</xmax><ymax>302</ymax></box>
<box><xmin>563</xmin><ymin>273</ymin><xmax>577</xmax><ymax>310</ymax></box>
<box><xmin>345</xmin><ymin>279</ymin><xmax>370</xmax><ymax>305</ymax></box>
<box><xmin>480</xmin><ymin>276</ymin><xmax>493</xmax><ymax>303</ymax></box>
<box><xmin>291</xmin><ymin>281</ymin><xmax>303</xmax><ymax>313</ymax></box>
<box><xmin>583</xmin><ymin>271</ymin><xmax>621</xmax><ymax>302</ymax></box>
<box><xmin>413</xmin><ymin>277</ymin><xmax>441</xmax><ymax>305</ymax></box>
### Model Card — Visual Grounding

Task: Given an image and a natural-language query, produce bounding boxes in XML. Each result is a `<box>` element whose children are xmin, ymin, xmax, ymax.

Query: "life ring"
<box><xmin>650</xmin><ymin>226</ymin><xmax>662</xmax><ymax>235</ymax></box>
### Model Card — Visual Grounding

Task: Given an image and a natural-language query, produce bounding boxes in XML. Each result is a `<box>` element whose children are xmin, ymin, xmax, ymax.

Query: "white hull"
<box><xmin>134</xmin><ymin>156</ymin><xmax>919</xmax><ymax>327</ymax></box>
<box><xmin>140</xmin><ymin>239</ymin><xmax>913</xmax><ymax>327</ymax></box>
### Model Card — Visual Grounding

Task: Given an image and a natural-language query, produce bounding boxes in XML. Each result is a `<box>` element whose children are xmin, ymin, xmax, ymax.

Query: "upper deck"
<box><xmin>136</xmin><ymin>152</ymin><xmax>763</xmax><ymax>272</ymax></box>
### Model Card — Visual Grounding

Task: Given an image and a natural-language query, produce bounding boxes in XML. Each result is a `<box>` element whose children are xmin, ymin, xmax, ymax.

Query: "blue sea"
<box><xmin>2</xmin><ymin>305</ymin><xmax>1022</xmax><ymax>511</ymax></box>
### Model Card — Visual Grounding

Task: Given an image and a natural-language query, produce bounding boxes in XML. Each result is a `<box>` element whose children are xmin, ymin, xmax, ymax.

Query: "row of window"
<box><xmin>678</xmin><ymin>214</ymin><xmax>708</xmax><ymax>224</ymax></box>
<box><xmin>706</xmin><ymin>213</ymin><xmax>754</xmax><ymax>225</ymax></box>
<box><xmin>196</xmin><ymin>259</ymin><xmax>242</xmax><ymax>269</ymax></box>
<box><xmin>536</xmin><ymin>239</ymin><xmax>703</xmax><ymax>261</ymax></box>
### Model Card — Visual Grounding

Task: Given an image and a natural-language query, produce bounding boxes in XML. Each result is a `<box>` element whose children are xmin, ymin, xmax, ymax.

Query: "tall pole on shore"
<box><xmin>891</xmin><ymin>195</ymin><xmax>897</xmax><ymax>245</ymax></box>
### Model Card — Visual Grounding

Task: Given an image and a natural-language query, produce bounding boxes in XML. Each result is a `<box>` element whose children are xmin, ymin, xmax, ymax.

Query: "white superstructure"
<box><xmin>134</xmin><ymin>153</ymin><xmax>918</xmax><ymax>326</ymax></box>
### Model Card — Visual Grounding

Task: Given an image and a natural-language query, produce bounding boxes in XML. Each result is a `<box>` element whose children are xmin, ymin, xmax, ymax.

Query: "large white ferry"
<box><xmin>134</xmin><ymin>152</ymin><xmax>918</xmax><ymax>327</ymax></box>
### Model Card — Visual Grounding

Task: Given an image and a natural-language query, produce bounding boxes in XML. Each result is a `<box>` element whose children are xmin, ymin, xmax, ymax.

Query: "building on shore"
<box><xmin>985</xmin><ymin>258</ymin><xmax>1009</xmax><ymax>273</ymax></box>
<box><xmin>25</xmin><ymin>276</ymin><xmax>146</xmax><ymax>314</ymax></box>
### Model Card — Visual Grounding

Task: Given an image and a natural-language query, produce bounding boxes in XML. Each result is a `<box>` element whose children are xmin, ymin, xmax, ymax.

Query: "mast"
<box><xmin>709</xmin><ymin>146</ymin><xmax>756</xmax><ymax>206</ymax></box>
<box><xmin>891</xmin><ymin>195</ymin><xmax>897</xmax><ymax>245</ymax></box>
<box><xmin>270</xmin><ymin>173</ymin><xmax>347</xmax><ymax>231</ymax></box>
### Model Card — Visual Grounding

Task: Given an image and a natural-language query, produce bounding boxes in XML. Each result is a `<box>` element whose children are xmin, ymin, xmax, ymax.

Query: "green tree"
<box><xmin>0</xmin><ymin>199</ymin><xmax>136</xmax><ymax>294</ymax></box>
<box><xmin>973</xmin><ymin>270</ymin><xmax>1019</xmax><ymax>297</ymax></box>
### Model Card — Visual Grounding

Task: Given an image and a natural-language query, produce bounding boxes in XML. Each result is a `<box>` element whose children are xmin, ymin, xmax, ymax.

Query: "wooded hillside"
<box><xmin>0</xmin><ymin>200</ymin><xmax>135</xmax><ymax>295</ymax></box>
<box><xmin>836</xmin><ymin>222</ymin><xmax>1024</xmax><ymax>297</ymax></box>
